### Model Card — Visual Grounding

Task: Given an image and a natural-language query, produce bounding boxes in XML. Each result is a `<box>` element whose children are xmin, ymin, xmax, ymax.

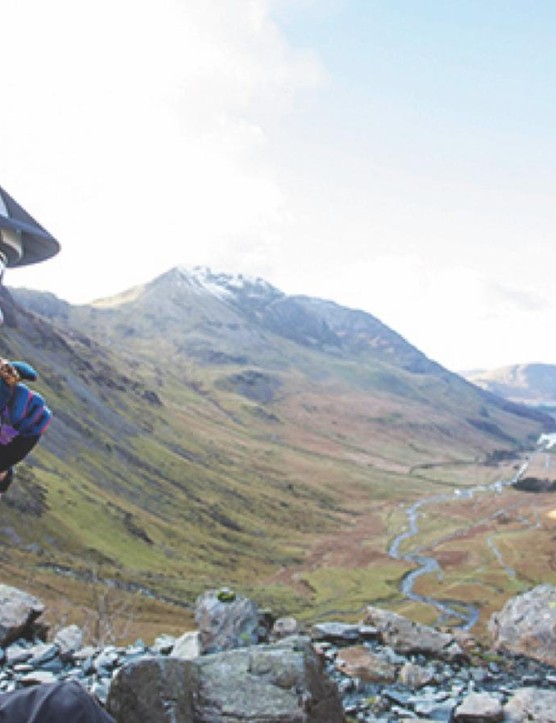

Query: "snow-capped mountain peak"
<box><xmin>176</xmin><ymin>265</ymin><xmax>283</xmax><ymax>304</ymax></box>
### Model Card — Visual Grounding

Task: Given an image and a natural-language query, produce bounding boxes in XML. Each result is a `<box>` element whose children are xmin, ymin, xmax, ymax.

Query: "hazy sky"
<box><xmin>2</xmin><ymin>0</ymin><xmax>556</xmax><ymax>372</ymax></box>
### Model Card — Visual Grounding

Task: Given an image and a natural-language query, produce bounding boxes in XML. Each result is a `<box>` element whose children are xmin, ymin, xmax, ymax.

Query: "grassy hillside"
<box><xmin>1</xmin><ymin>273</ymin><xmax>553</xmax><ymax>642</ymax></box>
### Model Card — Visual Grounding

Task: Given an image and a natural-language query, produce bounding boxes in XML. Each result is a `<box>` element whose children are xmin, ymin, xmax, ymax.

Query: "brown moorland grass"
<box><xmin>1</xmin><ymin>281</ymin><xmax>552</xmax><ymax>646</ymax></box>
<box><xmin>401</xmin><ymin>486</ymin><xmax>556</xmax><ymax>638</ymax></box>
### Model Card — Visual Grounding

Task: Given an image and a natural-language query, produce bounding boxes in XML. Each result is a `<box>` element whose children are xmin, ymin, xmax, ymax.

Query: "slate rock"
<box><xmin>0</xmin><ymin>584</ymin><xmax>45</xmax><ymax>646</ymax></box>
<box><xmin>6</xmin><ymin>644</ymin><xmax>32</xmax><ymax>665</ymax></box>
<box><xmin>362</xmin><ymin>606</ymin><xmax>464</xmax><ymax>661</ymax></box>
<box><xmin>28</xmin><ymin>643</ymin><xmax>59</xmax><ymax>667</ymax></box>
<box><xmin>126</xmin><ymin>639</ymin><xmax>147</xmax><ymax>655</ymax></box>
<box><xmin>169</xmin><ymin>631</ymin><xmax>200</xmax><ymax>660</ymax></box>
<box><xmin>13</xmin><ymin>663</ymin><xmax>33</xmax><ymax>673</ymax></box>
<box><xmin>37</xmin><ymin>657</ymin><xmax>64</xmax><ymax>674</ymax></box>
<box><xmin>504</xmin><ymin>687</ymin><xmax>556</xmax><ymax>722</ymax></box>
<box><xmin>195</xmin><ymin>588</ymin><xmax>259</xmax><ymax>654</ymax></box>
<box><xmin>107</xmin><ymin>636</ymin><xmax>343</xmax><ymax>723</ymax></box>
<box><xmin>192</xmin><ymin>636</ymin><xmax>343</xmax><ymax>722</ymax></box>
<box><xmin>335</xmin><ymin>645</ymin><xmax>397</xmax><ymax>684</ymax></box>
<box><xmin>72</xmin><ymin>645</ymin><xmax>97</xmax><ymax>661</ymax></box>
<box><xmin>54</xmin><ymin>625</ymin><xmax>84</xmax><ymax>660</ymax></box>
<box><xmin>359</xmin><ymin>624</ymin><xmax>379</xmax><ymax>640</ymax></box>
<box><xmin>398</xmin><ymin>661</ymin><xmax>435</xmax><ymax>689</ymax></box>
<box><xmin>150</xmin><ymin>634</ymin><xmax>175</xmax><ymax>655</ymax></box>
<box><xmin>311</xmin><ymin>622</ymin><xmax>360</xmax><ymax>644</ymax></box>
<box><xmin>90</xmin><ymin>679</ymin><xmax>110</xmax><ymax>706</ymax></box>
<box><xmin>272</xmin><ymin>616</ymin><xmax>299</xmax><ymax>639</ymax></box>
<box><xmin>454</xmin><ymin>692</ymin><xmax>503</xmax><ymax>721</ymax></box>
<box><xmin>81</xmin><ymin>655</ymin><xmax>96</xmax><ymax>677</ymax></box>
<box><xmin>488</xmin><ymin>584</ymin><xmax>556</xmax><ymax>667</ymax></box>
<box><xmin>94</xmin><ymin>650</ymin><xmax>118</xmax><ymax>674</ymax></box>
<box><xmin>412</xmin><ymin>697</ymin><xmax>458</xmax><ymax>720</ymax></box>
<box><xmin>20</xmin><ymin>670</ymin><xmax>59</xmax><ymax>686</ymax></box>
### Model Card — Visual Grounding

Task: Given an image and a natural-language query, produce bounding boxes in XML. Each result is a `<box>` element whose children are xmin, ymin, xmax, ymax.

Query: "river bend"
<box><xmin>388</xmin><ymin>461</ymin><xmax>528</xmax><ymax>630</ymax></box>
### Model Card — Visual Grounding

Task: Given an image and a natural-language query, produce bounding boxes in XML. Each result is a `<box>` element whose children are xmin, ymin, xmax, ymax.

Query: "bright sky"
<box><xmin>2</xmin><ymin>0</ymin><xmax>556</xmax><ymax>372</ymax></box>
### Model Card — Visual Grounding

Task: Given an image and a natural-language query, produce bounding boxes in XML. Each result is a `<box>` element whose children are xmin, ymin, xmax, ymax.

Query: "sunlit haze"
<box><xmin>2</xmin><ymin>0</ymin><xmax>555</xmax><ymax>372</ymax></box>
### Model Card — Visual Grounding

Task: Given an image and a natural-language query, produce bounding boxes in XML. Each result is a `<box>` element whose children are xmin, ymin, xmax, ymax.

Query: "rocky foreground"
<box><xmin>1</xmin><ymin>584</ymin><xmax>556</xmax><ymax>721</ymax></box>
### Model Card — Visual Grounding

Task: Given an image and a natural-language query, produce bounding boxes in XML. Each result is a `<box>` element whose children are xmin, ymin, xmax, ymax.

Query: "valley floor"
<box><xmin>269</xmin><ymin>451</ymin><xmax>556</xmax><ymax>641</ymax></box>
<box><xmin>2</xmin><ymin>453</ymin><xmax>556</xmax><ymax>646</ymax></box>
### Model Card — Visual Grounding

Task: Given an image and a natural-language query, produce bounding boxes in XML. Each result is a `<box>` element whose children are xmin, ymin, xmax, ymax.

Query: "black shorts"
<box><xmin>0</xmin><ymin>435</ymin><xmax>40</xmax><ymax>492</ymax></box>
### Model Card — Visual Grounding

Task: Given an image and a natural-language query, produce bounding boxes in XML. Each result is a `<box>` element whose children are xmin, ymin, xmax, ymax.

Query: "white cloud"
<box><xmin>276</xmin><ymin>255</ymin><xmax>556</xmax><ymax>371</ymax></box>
<box><xmin>395</xmin><ymin>267</ymin><xmax>556</xmax><ymax>371</ymax></box>
<box><xmin>3</xmin><ymin>1</ymin><xmax>556</xmax><ymax>372</ymax></box>
<box><xmin>1</xmin><ymin>0</ymin><xmax>322</xmax><ymax>301</ymax></box>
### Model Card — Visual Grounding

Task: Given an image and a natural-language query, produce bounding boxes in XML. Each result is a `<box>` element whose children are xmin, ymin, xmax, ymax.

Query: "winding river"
<box><xmin>388</xmin><ymin>460</ymin><xmax>529</xmax><ymax>630</ymax></box>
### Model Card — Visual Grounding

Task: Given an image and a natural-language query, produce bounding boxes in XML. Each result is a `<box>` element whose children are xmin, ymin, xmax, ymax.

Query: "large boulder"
<box><xmin>362</xmin><ymin>606</ymin><xmax>464</xmax><ymax>661</ymax></box>
<box><xmin>195</xmin><ymin>588</ymin><xmax>259</xmax><ymax>654</ymax></box>
<box><xmin>503</xmin><ymin>687</ymin><xmax>556</xmax><ymax>722</ymax></box>
<box><xmin>0</xmin><ymin>584</ymin><xmax>45</xmax><ymax>646</ymax></box>
<box><xmin>106</xmin><ymin>657</ymin><xmax>195</xmax><ymax>722</ymax></box>
<box><xmin>106</xmin><ymin>636</ymin><xmax>343</xmax><ymax>723</ymax></box>
<box><xmin>193</xmin><ymin>636</ymin><xmax>344</xmax><ymax>722</ymax></box>
<box><xmin>488</xmin><ymin>584</ymin><xmax>556</xmax><ymax>666</ymax></box>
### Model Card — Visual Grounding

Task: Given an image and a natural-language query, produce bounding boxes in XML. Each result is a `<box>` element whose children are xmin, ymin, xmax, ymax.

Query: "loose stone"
<box><xmin>311</xmin><ymin>622</ymin><xmax>361</xmax><ymax>643</ymax></box>
<box><xmin>454</xmin><ymin>692</ymin><xmax>504</xmax><ymax>721</ymax></box>
<box><xmin>335</xmin><ymin>646</ymin><xmax>397</xmax><ymax>684</ymax></box>
<box><xmin>20</xmin><ymin>670</ymin><xmax>59</xmax><ymax>686</ymax></box>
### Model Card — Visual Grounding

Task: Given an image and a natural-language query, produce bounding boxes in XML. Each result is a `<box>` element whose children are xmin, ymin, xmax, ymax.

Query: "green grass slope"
<box><xmin>2</xmin><ymin>272</ymin><xmax>552</xmax><ymax>640</ymax></box>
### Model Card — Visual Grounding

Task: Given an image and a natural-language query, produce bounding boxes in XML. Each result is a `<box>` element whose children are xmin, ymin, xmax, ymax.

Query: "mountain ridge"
<box><xmin>464</xmin><ymin>362</ymin><xmax>556</xmax><ymax>407</ymax></box>
<box><xmin>16</xmin><ymin>266</ymin><xmax>448</xmax><ymax>371</ymax></box>
<box><xmin>14</xmin><ymin>265</ymin><xmax>550</xmax><ymax>432</ymax></box>
<box><xmin>2</xmin><ymin>266</ymin><xmax>554</xmax><ymax>638</ymax></box>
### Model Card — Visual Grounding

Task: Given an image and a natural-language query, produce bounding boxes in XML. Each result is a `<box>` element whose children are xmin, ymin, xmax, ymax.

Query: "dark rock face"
<box><xmin>488</xmin><ymin>584</ymin><xmax>556</xmax><ymax>666</ymax></box>
<box><xmin>0</xmin><ymin>584</ymin><xmax>45</xmax><ymax>646</ymax></box>
<box><xmin>106</xmin><ymin>657</ymin><xmax>196</xmax><ymax>722</ymax></box>
<box><xmin>465</xmin><ymin>418</ymin><xmax>514</xmax><ymax>443</ymax></box>
<box><xmin>106</xmin><ymin>637</ymin><xmax>344</xmax><ymax>723</ymax></box>
<box><xmin>261</xmin><ymin>297</ymin><xmax>341</xmax><ymax>350</ymax></box>
<box><xmin>215</xmin><ymin>370</ymin><xmax>282</xmax><ymax>403</ymax></box>
<box><xmin>514</xmin><ymin>476</ymin><xmax>556</xmax><ymax>492</ymax></box>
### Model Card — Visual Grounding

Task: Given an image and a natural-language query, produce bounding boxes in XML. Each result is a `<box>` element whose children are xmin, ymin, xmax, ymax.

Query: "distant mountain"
<box><xmin>464</xmin><ymin>363</ymin><xmax>556</xmax><ymax>407</ymax></box>
<box><xmin>65</xmin><ymin>265</ymin><xmax>445</xmax><ymax>372</ymax></box>
<box><xmin>16</xmin><ymin>265</ymin><xmax>550</xmax><ymax>445</ymax></box>
<box><xmin>3</xmin><ymin>267</ymin><xmax>553</xmax><ymax>633</ymax></box>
